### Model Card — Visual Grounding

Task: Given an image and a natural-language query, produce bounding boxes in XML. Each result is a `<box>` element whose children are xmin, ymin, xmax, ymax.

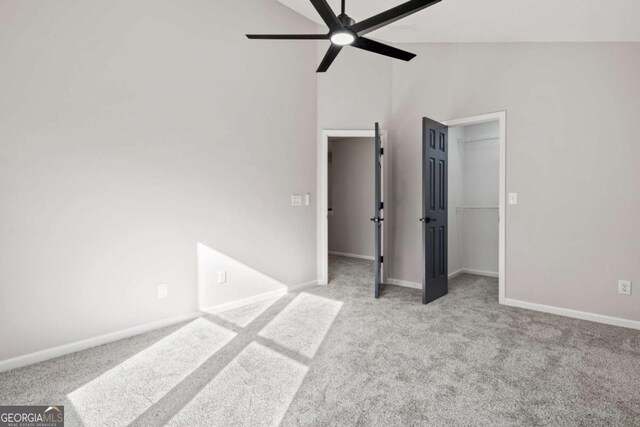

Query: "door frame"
<box><xmin>318</xmin><ymin>129</ymin><xmax>389</xmax><ymax>285</ymax></box>
<box><xmin>442</xmin><ymin>111</ymin><xmax>507</xmax><ymax>304</ymax></box>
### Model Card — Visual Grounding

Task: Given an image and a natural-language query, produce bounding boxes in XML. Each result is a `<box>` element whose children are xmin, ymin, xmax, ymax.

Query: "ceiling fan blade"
<box><xmin>317</xmin><ymin>44</ymin><xmax>343</xmax><ymax>72</ymax></box>
<box><xmin>246</xmin><ymin>34</ymin><xmax>330</xmax><ymax>39</ymax></box>
<box><xmin>309</xmin><ymin>0</ymin><xmax>342</xmax><ymax>31</ymax></box>
<box><xmin>352</xmin><ymin>37</ymin><xmax>416</xmax><ymax>61</ymax></box>
<box><xmin>349</xmin><ymin>0</ymin><xmax>441</xmax><ymax>36</ymax></box>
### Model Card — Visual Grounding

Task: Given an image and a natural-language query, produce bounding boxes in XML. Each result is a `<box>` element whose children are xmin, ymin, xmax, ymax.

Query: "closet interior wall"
<box><xmin>449</xmin><ymin>121</ymin><xmax>500</xmax><ymax>277</ymax></box>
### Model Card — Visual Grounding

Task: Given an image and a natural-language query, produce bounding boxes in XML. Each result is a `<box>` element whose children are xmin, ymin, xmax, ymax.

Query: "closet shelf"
<box><xmin>457</xmin><ymin>134</ymin><xmax>500</xmax><ymax>143</ymax></box>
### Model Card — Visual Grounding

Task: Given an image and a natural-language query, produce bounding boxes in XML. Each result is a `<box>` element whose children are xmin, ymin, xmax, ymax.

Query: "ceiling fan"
<box><xmin>247</xmin><ymin>0</ymin><xmax>441</xmax><ymax>72</ymax></box>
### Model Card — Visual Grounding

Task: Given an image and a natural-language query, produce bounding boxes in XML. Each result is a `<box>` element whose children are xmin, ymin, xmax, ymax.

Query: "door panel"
<box><xmin>421</xmin><ymin>117</ymin><xmax>448</xmax><ymax>304</ymax></box>
<box><xmin>372</xmin><ymin>123</ymin><xmax>383</xmax><ymax>298</ymax></box>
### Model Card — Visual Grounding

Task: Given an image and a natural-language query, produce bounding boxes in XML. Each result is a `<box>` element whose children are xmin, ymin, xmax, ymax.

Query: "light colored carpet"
<box><xmin>1</xmin><ymin>255</ymin><xmax>639</xmax><ymax>426</ymax></box>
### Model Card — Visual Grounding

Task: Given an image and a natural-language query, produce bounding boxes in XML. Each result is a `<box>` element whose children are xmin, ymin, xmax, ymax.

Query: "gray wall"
<box><xmin>320</xmin><ymin>43</ymin><xmax>640</xmax><ymax>322</ymax></box>
<box><xmin>391</xmin><ymin>43</ymin><xmax>640</xmax><ymax>321</ymax></box>
<box><xmin>328</xmin><ymin>137</ymin><xmax>375</xmax><ymax>258</ymax></box>
<box><xmin>317</xmin><ymin>46</ymin><xmax>392</xmax><ymax>130</ymax></box>
<box><xmin>0</xmin><ymin>0</ymin><xmax>318</xmax><ymax>360</ymax></box>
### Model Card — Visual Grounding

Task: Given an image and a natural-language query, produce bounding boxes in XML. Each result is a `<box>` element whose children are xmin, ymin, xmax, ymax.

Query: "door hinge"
<box><xmin>379</xmin><ymin>148</ymin><xmax>384</xmax><ymax>155</ymax></box>
<box><xmin>380</xmin><ymin>256</ymin><xmax>384</xmax><ymax>264</ymax></box>
<box><xmin>379</xmin><ymin>202</ymin><xmax>384</xmax><ymax>210</ymax></box>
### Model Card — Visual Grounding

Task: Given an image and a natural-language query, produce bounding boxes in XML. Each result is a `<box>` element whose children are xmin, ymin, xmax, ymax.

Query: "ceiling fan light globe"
<box><xmin>330</xmin><ymin>32</ymin><xmax>355</xmax><ymax>45</ymax></box>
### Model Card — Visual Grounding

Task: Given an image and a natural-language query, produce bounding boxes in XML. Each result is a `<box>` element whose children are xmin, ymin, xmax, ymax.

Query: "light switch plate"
<box><xmin>508</xmin><ymin>193</ymin><xmax>518</xmax><ymax>205</ymax></box>
<box><xmin>618</xmin><ymin>280</ymin><xmax>632</xmax><ymax>295</ymax></box>
<box><xmin>218</xmin><ymin>270</ymin><xmax>227</xmax><ymax>284</ymax></box>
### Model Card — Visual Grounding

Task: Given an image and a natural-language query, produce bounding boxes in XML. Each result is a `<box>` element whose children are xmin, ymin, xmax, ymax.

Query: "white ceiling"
<box><xmin>277</xmin><ymin>0</ymin><xmax>640</xmax><ymax>43</ymax></box>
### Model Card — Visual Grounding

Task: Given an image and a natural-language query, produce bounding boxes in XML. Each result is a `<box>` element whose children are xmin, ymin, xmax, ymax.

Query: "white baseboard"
<box><xmin>387</xmin><ymin>278</ymin><xmax>421</xmax><ymax>290</ymax></box>
<box><xmin>0</xmin><ymin>312</ymin><xmax>202</xmax><ymax>374</ymax></box>
<box><xmin>288</xmin><ymin>280</ymin><xmax>318</xmax><ymax>292</ymax></box>
<box><xmin>329</xmin><ymin>251</ymin><xmax>375</xmax><ymax>261</ymax></box>
<box><xmin>0</xmin><ymin>279</ymin><xmax>320</xmax><ymax>374</ymax></box>
<box><xmin>200</xmin><ymin>288</ymin><xmax>288</xmax><ymax>315</ymax></box>
<box><xmin>200</xmin><ymin>280</ymin><xmax>318</xmax><ymax>315</ymax></box>
<box><xmin>448</xmin><ymin>269</ymin><xmax>464</xmax><ymax>279</ymax></box>
<box><xmin>503</xmin><ymin>298</ymin><xmax>640</xmax><ymax>331</ymax></box>
<box><xmin>385</xmin><ymin>279</ymin><xmax>639</xmax><ymax>331</ymax></box>
<box><xmin>462</xmin><ymin>268</ymin><xmax>499</xmax><ymax>278</ymax></box>
<box><xmin>388</xmin><ymin>269</ymin><xmax>497</xmax><ymax>290</ymax></box>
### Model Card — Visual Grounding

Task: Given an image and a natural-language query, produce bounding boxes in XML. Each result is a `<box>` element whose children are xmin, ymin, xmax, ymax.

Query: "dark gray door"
<box><xmin>421</xmin><ymin>117</ymin><xmax>448</xmax><ymax>304</ymax></box>
<box><xmin>372</xmin><ymin>123</ymin><xmax>383</xmax><ymax>298</ymax></box>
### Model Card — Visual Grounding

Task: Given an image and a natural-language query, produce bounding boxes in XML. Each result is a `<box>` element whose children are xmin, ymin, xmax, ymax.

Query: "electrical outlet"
<box><xmin>158</xmin><ymin>284</ymin><xmax>168</xmax><ymax>299</ymax></box>
<box><xmin>508</xmin><ymin>193</ymin><xmax>518</xmax><ymax>205</ymax></box>
<box><xmin>218</xmin><ymin>270</ymin><xmax>227</xmax><ymax>284</ymax></box>
<box><xmin>618</xmin><ymin>280</ymin><xmax>632</xmax><ymax>295</ymax></box>
<box><xmin>291</xmin><ymin>195</ymin><xmax>303</xmax><ymax>206</ymax></box>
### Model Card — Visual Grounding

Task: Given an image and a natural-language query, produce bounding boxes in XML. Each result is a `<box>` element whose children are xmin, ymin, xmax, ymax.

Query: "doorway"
<box><xmin>318</xmin><ymin>129</ymin><xmax>388</xmax><ymax>286</ymax></box>
<box><xmin>443</xmin><ymin>112</ymin><xmax>506</xmax><ymax>303</ymax></box>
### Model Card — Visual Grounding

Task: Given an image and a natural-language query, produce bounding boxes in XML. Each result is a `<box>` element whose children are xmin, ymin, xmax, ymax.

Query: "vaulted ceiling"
<box><xmin>277</xmin><ymin>0</ymin><xmax>640</xmax><ymax>43</ymax></box>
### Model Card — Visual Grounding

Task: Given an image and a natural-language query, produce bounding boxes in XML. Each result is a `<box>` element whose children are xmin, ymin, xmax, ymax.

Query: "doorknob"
<box><xmin>419</xmin><ymin>217</ymin><xmax>437</xmax><ymax>223</ymax></box>
<box><xmin>370</xmin><ymin>217</ymin><xmax>384</xmax><ymax>223</ymax></box>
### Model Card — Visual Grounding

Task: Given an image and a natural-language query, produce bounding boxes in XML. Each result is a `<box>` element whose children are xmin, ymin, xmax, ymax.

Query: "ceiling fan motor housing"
<box><xmin>337</xmin><ymin>13</ymin><xmax>355</xmax><ymax>27</ymax></box>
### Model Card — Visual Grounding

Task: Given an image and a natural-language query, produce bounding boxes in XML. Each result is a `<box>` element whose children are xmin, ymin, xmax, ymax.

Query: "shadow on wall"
<box><xmin>196</xmin><ymin>242</ymin><xmax>289</xmax><ymax>313</ymax></box>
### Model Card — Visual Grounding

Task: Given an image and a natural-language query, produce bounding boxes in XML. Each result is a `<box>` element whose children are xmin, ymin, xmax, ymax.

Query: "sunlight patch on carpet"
<box><xmin>258</xmin><ymin>292</ymin><xmax>343</xmax><ymax>359</ymax></box>
<box><xmin>168</xmin><ymin>342</ymin><xmax>308</xmax><ymax>427</ymax></box>
<box><xmin>66</xmin><ymin>318</ymin><xmax>235</xmax><ymax>426</ymax></box>
<box><xmin>215</xmin><ymin>296</ymin><xmax>282</xmax><ymax>328</ymax></box>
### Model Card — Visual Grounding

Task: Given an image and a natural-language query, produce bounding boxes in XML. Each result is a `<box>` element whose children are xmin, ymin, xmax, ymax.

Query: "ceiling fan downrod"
<box><xmin>338</xmin><ymin>0</ymin><xmax>355</xmax><ymax>26</ymax></box>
